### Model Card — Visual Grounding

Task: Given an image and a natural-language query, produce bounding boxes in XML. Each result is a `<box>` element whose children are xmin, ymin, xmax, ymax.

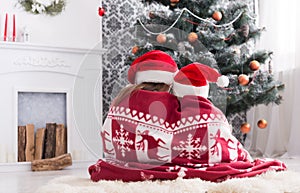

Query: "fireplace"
<box><xmin>17</xmin><ymin>91</ymin><xmax>68</xmax><ymax>162</ymax></box>
<box><xmin>0</xmin><ymin>42</ymin><xmax>104</xmax><ymax>164</ymax></box>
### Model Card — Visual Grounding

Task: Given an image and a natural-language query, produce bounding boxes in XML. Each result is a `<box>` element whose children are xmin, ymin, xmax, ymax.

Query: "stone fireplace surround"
<box><xmin>0</xmin><ymin>42</ymin><xmax>104</xmax><ymax>170</ymax></box>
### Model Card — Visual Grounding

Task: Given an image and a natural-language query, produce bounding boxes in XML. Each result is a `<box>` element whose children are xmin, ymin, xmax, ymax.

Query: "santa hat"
<box><xmin>173</xmin><ymin>62</ymin><xmax>229</xmax><ymax>98</ymax></box>
<box><xmin>127</xmin><ymin>50</ymin><xmax>178</xmax><ymax>84</ymax></box>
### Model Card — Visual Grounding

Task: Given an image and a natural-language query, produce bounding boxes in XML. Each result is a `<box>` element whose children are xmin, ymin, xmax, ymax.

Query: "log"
<box><xmin>25</xmin><ymin>124</ymin><xmax>35</xmax><ymax>161</ymax></box>
<box><xmin>44</xmin><ymin>123</ymin><xmax>56</xmax><ymax>159</ymax></box>
<box><xmin>31</xmin><ymin>153</ymin><xmax>72</xmax><ymax>171</ymax></box>
<box><xmin>34</xmin><ymin>128</ymin><xmax>46</xmax><ymax>160</ymax></box>
<box><xmin>55</xmin><ymin>124</ymin><xmax>67</xmax><ymax>157</ymax></box>
<box><xmin>18</xmin><ymin>126</ymin><xmax>26</xmax><ymax>162</ymax></box>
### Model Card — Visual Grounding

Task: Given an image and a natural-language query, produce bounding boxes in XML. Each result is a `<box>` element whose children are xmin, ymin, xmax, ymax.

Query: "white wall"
<box><xmin>0</xmin><ymin>0</ymin><xmax>101</xmax><ymax>49</ymax></box>
<box><xmin>0</xmin><ymin>1</ymin><xmax>103</xmax><ymax>163</ymax></box>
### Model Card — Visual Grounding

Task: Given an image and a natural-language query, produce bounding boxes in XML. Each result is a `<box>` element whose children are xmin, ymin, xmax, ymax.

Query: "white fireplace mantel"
<box><xmin>0</xmin><ymin>42</ymin><xmax>106</xmax><ymax>164</ymax></box>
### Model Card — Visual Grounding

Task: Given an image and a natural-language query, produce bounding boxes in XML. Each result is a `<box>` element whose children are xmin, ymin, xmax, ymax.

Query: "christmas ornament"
<box><xmin>212</xmin><ymin>11</ymin><xmax>222</xmax><ymax>21</ymax></box>
<box><xmin>149</xmin><ymin>11</ymin><xmax>155</xmax><ymax>19</ymax></box>
<box><xmin>240</xmin><ymin>123</ymin><xmax>251</xmax><ymax>134</ymax></box>
<box><xmin>132</xmin><ymin>46</ymin><xmax>139</xmax><ymax>54</ymax></box>
<box><xmin>156</xmin><ymin>34</ymin><xmax>167</xmax><ymax>44</ymax></box>
<box><xmin>249</xmin><ymin>60</ymin><xmax>260</xmax><ymax>71</ymax></box>
<box><xmin>170</xmin><ymin>0</ymin><xmax>180</xmax><ymax>7</ymax></box>
<box><xmin>188</xmin><ymin>32</ymin><xmax>198</xmax><ymax>43</ymax></box>
<box><xmin>257</xmin><ymin>119</ymin><xmax>268</xmax><ymax>129</ymax></box>
<box><xmin>98</xmin><ymin>7</ymin><xmax>105</xmax><ymax>16</ymax></box>
<box><xmin>238</xmin><ymin>74</ymin><xmax>250</xmax><ymax>86</ymax></box>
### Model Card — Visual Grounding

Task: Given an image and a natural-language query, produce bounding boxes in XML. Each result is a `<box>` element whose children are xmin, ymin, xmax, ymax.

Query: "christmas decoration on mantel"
<box><xmin>124</xmin><ymin>0</ymin><xmax>284</xmax><ymax>143</ymax></box>
<box><xmin>18</xmin><ymin>0</ymin><xmax>66</xmax><ymax>16</ymax></box>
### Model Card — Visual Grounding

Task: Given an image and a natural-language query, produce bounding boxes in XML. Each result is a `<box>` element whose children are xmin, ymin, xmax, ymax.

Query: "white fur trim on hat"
<box><xmin>217</xmin><ymin>75</ymin><xmax>230</xmax><ymax>87</ymax></box>
<box><xmin>173</xmin><ymin>80</ymin><xmax>210</xmax><ymax>98</ymax></box>
<box><xmin>135</xmin><ymin>70</ymin><xmax>174</xmax><ymax>84</ymax></box>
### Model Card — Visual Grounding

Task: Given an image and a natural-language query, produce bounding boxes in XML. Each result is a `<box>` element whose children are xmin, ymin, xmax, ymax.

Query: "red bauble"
<box><xmin>238</xmin><ymin>74</ymin><xmax>250</xmax><ymax>86</ymax></box>
<box><xmin>249</xmin><ymin>60</ymin><xmax>260</xmax><ymax>71</ymax></box>
<box><xmin>240</xmin><ymin>123</ymin><xmax>251</xmax><ymax>134</ymax></box>
<box><xmin>212</xmin><ymin>11</ymin><xmax>222</xmax><ymax>21</ymax></box>
<box><xmin>257</xmin><ymin>119</ymin><xmax>268</xmax><ymax>129</ymax></box>
<box><xmin>156</xmin><ymin>34</ymin><xmax>167</xmax><ymax>44</ymax></box>
<box><xmin>98</xmin><ymin>7</ymin><xmax>105</xmax><ymax>16</ymax></box>
<box><xmin>188</xmin><ymin>32</ymin><xmax>198</xmax><ymax>43</ymax></box>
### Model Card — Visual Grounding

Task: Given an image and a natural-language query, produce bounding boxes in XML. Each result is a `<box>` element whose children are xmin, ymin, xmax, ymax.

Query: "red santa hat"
<box><xmin>173</xmin><ymin>62</ymin><xmax>229</xmax><ymax>98</ymax></box>
<box><xmin>127</xmin><ymin>50</ymin><xmax>178</xmax><ymax>84</ymax></box>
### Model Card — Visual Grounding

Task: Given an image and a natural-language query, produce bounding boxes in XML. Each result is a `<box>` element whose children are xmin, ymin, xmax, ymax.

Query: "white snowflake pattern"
<box><xmin>112</xmin><ymin>124</ymin><xmax>134</xmax><ymax>157</ymax></box>
<box><xmin>167</xmin><ymin>166</ymin><xmax>187</xmax><ymax>178</ymax></box>
<box><xmin>173</xmin><ymin>133</ymin><xmax>207</xmax><ymax>160</ymax></box>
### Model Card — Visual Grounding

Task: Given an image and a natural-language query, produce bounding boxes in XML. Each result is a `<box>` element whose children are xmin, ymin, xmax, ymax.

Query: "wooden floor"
<box><xmin>0</xmin><ymin>158</ymin><xmax>299</xmax><ymax>193</ymax></box>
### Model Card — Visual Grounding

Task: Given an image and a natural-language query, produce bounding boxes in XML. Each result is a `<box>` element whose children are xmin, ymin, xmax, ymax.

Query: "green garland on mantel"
<box><xmin>18</xmin><ymin>0</ymin><xmax>66</xmax><ymax>16</ymax></box>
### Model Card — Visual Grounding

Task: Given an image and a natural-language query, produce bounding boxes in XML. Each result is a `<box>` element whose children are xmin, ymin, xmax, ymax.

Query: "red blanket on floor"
<box><xmin>89</xmin><ymin>157</ymin><xmax>286</xmax><ymax>182</ymax></box>
<box><xmin>89</xmin><ymin>90</ymin><xmax>286</xmax><ymax>182</ymax></box>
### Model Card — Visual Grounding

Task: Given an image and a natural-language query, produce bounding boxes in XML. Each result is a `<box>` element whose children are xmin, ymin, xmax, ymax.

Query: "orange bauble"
<box><xmin>156</xmin><ymin>34</ymin><xmax>167</xmax><ymax>44</ymax></box>
<box><xmin>132</xmin><ymin>46</ymin><xmax>139</xmax><ymax>54</ymax></box>
<box><xmin>212</xmin><ymin>11</ymin><xmax>222</xmax><ymax>21</ymax></box>
<box><xmin>240</xmin><ymin>123</ymin><xmax>251</xmax><ymax>134</ymax></box>
<box><xmin>249</xmin><ymin>60</ymin><xmax>260</xmax><ymax>71</ymax></box>
<box><xmin>238</xmin><ymin>74</ymin><xmax>250</xmax><ymax>86</ymax></box>
<box><xmin>188</xmin><ymin>32</ymin><xmax>198</xmax><ymax>43</ymax></box>
<box><xmin>170</xmin><ymin>0</ymin><xmax>180</xmax><ymax>6</ymax></box>
<box><xmin>257</xmin><ymin>119</ymin><xmax>268</xmax><ymax>129</ymax></box>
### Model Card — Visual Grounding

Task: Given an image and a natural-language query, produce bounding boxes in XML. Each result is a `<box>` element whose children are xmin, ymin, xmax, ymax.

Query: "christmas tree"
<box><xmin>125</xmin><ymin>0</ymin><xmax>284</xmax><ymax>119</ymax></box>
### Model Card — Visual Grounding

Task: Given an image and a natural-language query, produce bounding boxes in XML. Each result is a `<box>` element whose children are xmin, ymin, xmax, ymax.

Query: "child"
<box><xmin>170</xmin><ymin>62</ymin><xmax>286</xmax><ymax>180</ymax></box>
<box><xmin>91</xmin><ymin>50</ymin><xmax>180</xmax><ymax>166</ymax></box>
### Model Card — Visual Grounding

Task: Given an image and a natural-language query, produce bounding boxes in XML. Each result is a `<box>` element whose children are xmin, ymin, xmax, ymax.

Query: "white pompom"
<box><xmin>216</xmin><ymin>75</ymin><xmax>229</xmax><ymax>87</ymax></box>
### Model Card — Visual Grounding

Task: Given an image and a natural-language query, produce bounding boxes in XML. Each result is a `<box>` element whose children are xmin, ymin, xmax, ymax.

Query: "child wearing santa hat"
<box><xmin>93</xmin><ymin>50</ymin><xmax>181</xmax><ymax>164</ymax></box>
<box><xmin>172</xmin><ymin>62</ymin><xmax>252</xmax><ymax>164</ymax></box>
<box><xmin>170</xmin><ymin>62</ymin><xmax>286</xmax><ymax>178</ymax></box>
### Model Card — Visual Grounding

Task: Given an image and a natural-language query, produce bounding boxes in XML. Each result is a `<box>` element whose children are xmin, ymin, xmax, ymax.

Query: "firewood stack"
<box><xmin>18</xmin><ymin>123</ymin><xmax>72</xmax><ymax>171</ymax></box>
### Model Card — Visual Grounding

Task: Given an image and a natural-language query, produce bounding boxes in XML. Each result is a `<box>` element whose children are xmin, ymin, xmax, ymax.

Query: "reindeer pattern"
<box><xmin>209</xmin><ymin>126</ymin><xmax>238</xmax><ymax>163</ymax></box>
<box><xmin>101</xmin><ymin>118</ymin><xmax>116</xmax><ymax>157</ymax></box>
<box><xmin>101</xmin><ymin>130</ymin><xmax>115</xmax><ymax>155</ymax></box>
<box><xmin>135</xmin><ymin>126</ymin><xmax>172</xmax><ymax>162</ymax></box>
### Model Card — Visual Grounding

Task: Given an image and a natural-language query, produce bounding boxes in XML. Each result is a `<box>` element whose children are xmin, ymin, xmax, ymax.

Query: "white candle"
<box><xmin>22</xmin><ymin>26</ymin><xmax>30</xmax><ymax>42</ymax></box>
